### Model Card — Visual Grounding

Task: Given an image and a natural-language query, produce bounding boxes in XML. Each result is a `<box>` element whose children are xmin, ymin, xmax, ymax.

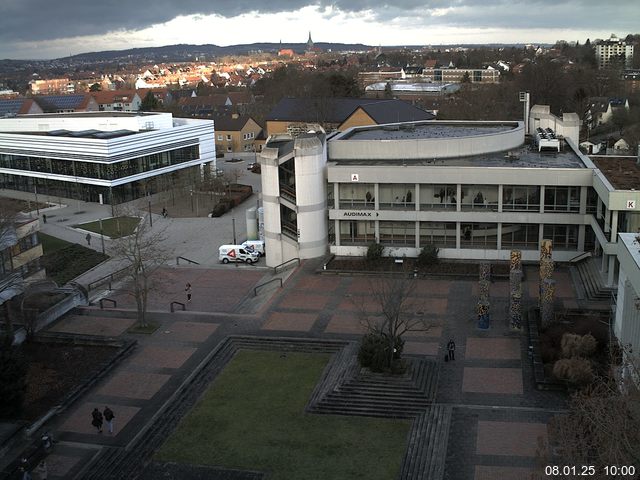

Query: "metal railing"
<box><xmin>273</xmin><ymin>257</ymin><xmax>300</xmax><ymax>274</ymax></box>
<box><xmin>87</xmin><ymin>265</ymin><xmax>131</xmax><ymax>292</ymax></box>
<box><xmin>568</xmin><ymin>251</ymin><xmax>592</xmax><ymax>263</ymax></box>
<box><xmin>254</xmin><ymin>278</ymin><xmax>283</xmax><ymax>296</ymax></box>
<box><xmin>99</xmin><ymin>298</ymin><xmax>117</xmax><ymax>309</ymax></box>
<box><xmin>176</xmin><ymin>256</ymin><xmax>200</xmax><ymax>266</ymax></box>
<box><xmin>170</xmin><ymin>301</ymin><xmax>185</xmax><ymax>312</ymax></box>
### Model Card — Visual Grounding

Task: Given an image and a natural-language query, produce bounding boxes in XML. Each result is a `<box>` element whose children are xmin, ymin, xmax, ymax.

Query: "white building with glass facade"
<box><xmin>259</xmin><ymin>107</ymin><xmax>640</xmax><ymax>291</ymax></box>
<box><xmin>0</xmin><ymin>112</ymin><xmax>215</xmax><ymax>204</ymax></box>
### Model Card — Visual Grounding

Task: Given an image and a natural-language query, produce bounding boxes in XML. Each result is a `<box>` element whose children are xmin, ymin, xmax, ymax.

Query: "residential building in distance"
<box><xmin>32</xmin><ymin>94</ymin><xmax>99</xmax><ymax>113</ymax></box>
<box><xmin>265</xmin><ymin>97</ymin><xmax>435</xmax><ymax>137</ymax></box>
<box><xmin>585</xmin><ymin>97</ymin><xmax>630</xmax><ymax>128</ymax></box>
<box><xmin>595</xmin><ymin>34</ymin><xmax>634</xmax><ymax>70</ymax></box>
<box><xmin>0</xmin><ymin>98</ymin><xmax>44</xmax><ymax>116</ymax></box>
<box><xmin>90</xmin><ymin>90</ymin><xmax>142</xmax><ymax>112</ymax></box>
<box><xmin>213</xmin><ymin>113</ymin><xmax>263</xmax><ymax>154</ymax></box>
<box><xmin>0</xmin><ymin>111</ymin><xmax>215</xmax><ymax>204</ymax></box>
<box><xmin>29</xmin><ymin>78</ymin><xmax>75</xmax><ymax>95</ymax></box>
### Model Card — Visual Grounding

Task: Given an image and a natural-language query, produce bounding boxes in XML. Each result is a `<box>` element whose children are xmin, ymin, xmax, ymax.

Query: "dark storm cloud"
<box><xmin>0</xmin><ymin>0</ymin><xmax>638</xmax><ymax>43</ymax></box>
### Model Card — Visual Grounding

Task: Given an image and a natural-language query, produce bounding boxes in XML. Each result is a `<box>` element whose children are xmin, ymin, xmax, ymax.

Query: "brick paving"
<box><xmin>462</xmin><ymin>367</ymin><xmax>524</xmax><ymax>394</ymax></box>
<box><xmin>45</xmin><ymin>454</ymin><xmax>81</xmax><ymax>478</ymax></box>
<box><xmin>28</xmin><ymin>260</ymin><xmax>579</xmax><ymax>479</ymax></box>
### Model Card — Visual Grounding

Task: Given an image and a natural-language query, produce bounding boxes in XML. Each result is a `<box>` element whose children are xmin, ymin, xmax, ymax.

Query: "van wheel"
<box><xmin>246</xmin><ymin>258</ymin><xmax>253</xmax><ymax>265</ymax></box>
<box><xmin>222</xmin><ymin>258</ymin><xmax>229</xmax><ymax>264</ymax></box>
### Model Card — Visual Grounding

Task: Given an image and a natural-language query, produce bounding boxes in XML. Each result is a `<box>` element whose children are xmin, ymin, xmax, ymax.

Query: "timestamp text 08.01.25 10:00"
<box><xmin>545</xmin><ymin>465</ymin><xmax>636</xmax><ymax>476</ymax></box>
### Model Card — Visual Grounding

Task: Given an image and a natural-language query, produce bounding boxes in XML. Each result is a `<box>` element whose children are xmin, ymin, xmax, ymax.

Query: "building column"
<box><xmin>578</xmin><ymin>225</ymin><xmax>586</xmax><ymax>251</ymax></box>
<box><xmin>374</xmin><ymin>183</ymin><xmax>379</xmax><ymax>211</ymax></box>
<box><xmin>538</xmin><ymin>223</ymin><xmax>545</xmax><ymax>251</ymax></box>
<box><xmin>601</xmin><ymin>252</ymin><xmax>608</xmax><ymax>273</ymax></box>
<box><xmin>334</xmin><ymin>219</ymin><xmax>341</xmax><ymax>246</ymax></box>
<box><xmin>333</xmin><ymin>183</ymin><xmax>339</xmax><ymax>210</ymax></box>
<box><xmin>579</xmin><ymin>186</ymin><xmax>587</xmax><ymax>215</ymax></box>
<box><xmin>496</xmin><ymin>223</ymin><xmax>502</xmax><ymax>250</ymax></box>
<box><xmin>539</xmin><ymin>185</ymin><xmax>545</xmax><ymax>213</ymax></box>
<box><xmin>415</xmin><ymin>221</ymin><xmax>420</xmax><ymax>249</ymax></box>
<box><xmin>611</xmin><ymin>210</ymin><xmax>619</xmax><ymax>241</ymax></box>
<box><xmin>498</xmin><ymin>185</ymin><xmax>503</xmax><ymax>213</ymax></box>
<box><xmin>414</xmin><ymin>183</ymin><xmax>420</xmax><ymax>211</ymax></box>
<box><xmin>456</xmin><ymin>222</ymin><xmax>461</xmax><ymax>249</ymax></box>
<box><xmin>375</xmin><ymin>220</ymin><xmax>380</xmax><ymax>243</ymax></box>
<box><xmin>456</xmin><ymin>184</ymin><xmax>461</xmax><ymax>212</ymax></box>
<box><xmin>607</xmin><ymin>255</ymin><xmax>616</xmax><ymax>287</ymax></box>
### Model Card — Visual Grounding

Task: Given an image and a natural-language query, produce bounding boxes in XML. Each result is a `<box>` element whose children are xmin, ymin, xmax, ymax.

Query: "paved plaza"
<box><xmin>22</xmin><ymin>258</ymin><xmax>574</xmax><ymax>480</ymax></box>
<box><xmin>2</xmin><ymin>188</ymin><xmax>576</xmax><ymax>480</ymax></box>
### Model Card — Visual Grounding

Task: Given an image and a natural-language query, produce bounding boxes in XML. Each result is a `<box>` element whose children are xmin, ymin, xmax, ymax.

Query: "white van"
<box><xmin>241</xmin><ymin>240</ymin><xmax>265</xmax><ymax>257</ymax></box>
<box><xmin>218</xmin><ymin>245</ymin><xmax>260</xmax><ymax>264</ymax></box>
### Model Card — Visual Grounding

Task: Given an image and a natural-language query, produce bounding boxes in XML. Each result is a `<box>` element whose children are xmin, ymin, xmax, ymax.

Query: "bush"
<box><xmin>561</xmin><ymin>333</ymin><xmax>597</xmax><ymax>358</ymax></box>
<box><xmin>417</xmin><ymin>244</ymin><xmax>439</xmax><ymax>267</ymax></box>
<box><xmin>358</xmin><ymin>332</ymin><xmax>404</xmax><ymax>373</ymax></box>
<box><xmin>366</xmin><ymin>243</ymin><xmax>385</xmax><ymax>264</ymax></box>
<box><xmin>552</xmin><ymin>357</ymin><xmax>594</xmax><ymax>385</ymax></box>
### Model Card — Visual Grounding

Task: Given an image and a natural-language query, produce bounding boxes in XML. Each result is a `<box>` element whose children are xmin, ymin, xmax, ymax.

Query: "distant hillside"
<box><xmin>63</xmin><ymin>42</ymin><xmax>374</xmax><ymax>63</ymax></box>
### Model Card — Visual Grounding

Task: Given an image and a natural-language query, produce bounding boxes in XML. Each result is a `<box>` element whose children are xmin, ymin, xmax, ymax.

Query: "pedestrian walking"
<box><xmin>103</xmin><ymin>406</ymin><xmax>115</xmax><ymax>434</ymax></box>
<box><xmin>185</xmin><ymin>283</ymin><xmax>192</xmax><ymax>303</ymax></box>
<box><xmin>162</xmin><ymin>207</ymin><xmax>168</xmax><ymax>218</ymax></box>
<box><xmin>85</xmin><ymin>233</ymin><xmax>92</xmax><ymax>246</ymax></box>
<box><xmin>91</xmin><ymin>407</ymin><xmax>103</xmax><ymax>433</ymax></box>
<box><xmin>40</xmin><ymin>431</ymin><xmax>52</xmax><ymax>451</ymax></box>
<box><xmin>447</xmin><ymin>339</ymin><xmax>456</xmax><ymax>361</ymax></box>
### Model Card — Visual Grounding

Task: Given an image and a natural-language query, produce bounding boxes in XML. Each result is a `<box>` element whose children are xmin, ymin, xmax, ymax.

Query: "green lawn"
<box><xmin>39</xmin><ymin>233</ymin><xmax>108</xmax><ymax>285</ymax></box>
<box><xmin>39</xmin><ymin>232</ymin><xmax>72</xmax><ymax>254</ymax></box>
<box><xmin>74</xmin><ymin>216</ymin><xmax>140</xmax><ymax>238</ymax></box>
<box><xmin>156</xmin><ymin>350</ymin><xmax>410</xmax><ymax>480</ymax></box>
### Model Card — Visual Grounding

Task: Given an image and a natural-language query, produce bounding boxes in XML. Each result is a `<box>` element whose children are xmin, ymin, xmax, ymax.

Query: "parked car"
<box><xmin>246</xmin><ymin>162</ymin><xmax>256</xmax><ymax>170</ymax></box>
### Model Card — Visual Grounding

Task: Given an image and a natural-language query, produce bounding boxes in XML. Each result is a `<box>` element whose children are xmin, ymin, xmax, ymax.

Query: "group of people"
<box><xmin>91</xmin><ymin>406</ymin><xmax>115</xmax><ymax>434</ymax></box>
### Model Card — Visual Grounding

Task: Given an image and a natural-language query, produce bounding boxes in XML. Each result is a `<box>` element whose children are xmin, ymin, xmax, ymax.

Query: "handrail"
<box><xmin>170</xmin><ymin>301</ymin><xmax>185</xmax><ymax>312</ymax></box>
<box><xmin>254</xmin><ymin>278</ymin><xmax>283</xmax><ymax>296</ymax></box>
<box><xmin>176</xmin><ymin>256</ymin><xmax>200</xmax><ymax>266</ymax></box>
<box><xmin>99</xmin><ymin>298</ymin><xmax>117</xmax><ymax>309</ymax></box>
<box><xmin>568</xmin><ymin>251</ymin><xmax>592</xmax><ymax>263</ymax></box>
<box><xmin>273</xmin><ymin>257</ymin><xmax>300</xmax><ymax>274</ymax></box>
<box><xmin>87</xmin><ymin>265</ymin><xmax>132</xmax><ymax>292</ymax></box>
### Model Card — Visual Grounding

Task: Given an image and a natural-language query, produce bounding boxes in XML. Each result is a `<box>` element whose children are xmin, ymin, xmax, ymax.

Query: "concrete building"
<box><xmin>91</xmin><ymin>90</ymin><xmax>142</xmax><ymax>112</ymax></box>
<box><xmin>213</xmin><ymin>114</ymin><xmax>263</xmax><ymax>154</ymax></box>
<box><xmin>258</xmin><ymin>105</ymin><xmax>640</xmax><ymax>293</ymax></box>
<box><xmin>0</xmin><ymin>111</ymin><xmax>215</xmax><ymax>204</ymax></box>
<box><xmin>595</xmin><ymin>34</ymin><xmax>634</xmax><ymax>70</ymax></box>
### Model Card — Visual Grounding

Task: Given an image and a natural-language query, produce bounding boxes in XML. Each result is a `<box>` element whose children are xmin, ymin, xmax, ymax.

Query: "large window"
<box><xmin>339</xmin><ymin>220</ymin><xmax>375</xmax><ymax>245</ymax></box>
<box><xmin>502</xmin><ymin>185</ymin><xmax>540</xmax><ymax>211</ymax></box>
<box><xmin>420</xmin><ymin>184</ymin><xmax>457</xmax><ymax>210</ymax></box>
<box><xmin>420</xmin><ymin>222</ymin><xmax>456</xmax><ymax>248</ymax></box>
<box><xmin>501</xmin><ymin>224</ymin><xmax>539</xmax><ymax>249</ymax></box>
<box><xmin>461</xmin><ymin>185</ymin><xmax>498</xmax><ymax>210</ymax></box>
<box><xmin>460</xmin><ymin>223</ymin><xmax>498</xmax><ymax>249</ymax></box>
<box><xmin>543</xmin><ymin>225</ymin><xmax>578</xmax><ymax>250</ymax></box>
<box><xmin>378</xmin><ymin>184</ymin><xmax>415</xmax><ymax>210</ymax></box>
<box><xmin>338</xmin><ymin>183</ymin><xmax>375</xmax><ymax>209</ymax></box>
<box><xmin>544</xmin><ymin>186</ymin><xmax>580</xmax><ymax>212</ymax></box>
<box><xmin>379</xmin><ymin>221</ymin><xmax>415</xmax><ymax>246</ymax></box>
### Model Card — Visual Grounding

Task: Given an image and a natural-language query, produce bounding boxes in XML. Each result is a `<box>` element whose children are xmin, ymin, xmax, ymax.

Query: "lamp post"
<box><xmin>99</xmin><ymin>218</ymin><xmax>105</xmax><ymax>255</ymax></box>
<box><xmin>232</xmin><ymin>217</ymin><xmax>237</xmax><ymax>244</ymax></box>
<box><xmin>148</xmin><ymin>200</ymin><xmax>153</xmax><ymax>227</ymax></box>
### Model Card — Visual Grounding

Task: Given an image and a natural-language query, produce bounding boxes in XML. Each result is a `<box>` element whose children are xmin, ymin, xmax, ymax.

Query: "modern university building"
<box><xmin>0</xmin><ymin>112</ymin><xmax>215</xmax><ymax>204</ymax></box>
<box><xmin>259</xmin><ymin>105</ymin><xmax>639</xmax><ymax>290</ymax></box>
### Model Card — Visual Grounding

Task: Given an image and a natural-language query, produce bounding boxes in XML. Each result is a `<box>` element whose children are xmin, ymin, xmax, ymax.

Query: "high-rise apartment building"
<box><xmin>595</xmin><ymin>34</ymin><xmax>634</xmax><ymax>69</ymax></box>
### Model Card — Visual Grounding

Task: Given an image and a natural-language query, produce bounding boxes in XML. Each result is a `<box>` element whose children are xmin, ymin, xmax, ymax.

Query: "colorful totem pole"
<box><xmin>477</xmin><ymin>262</ymin><xmax>491</xmax><ymax>329</ymax></box>
<box><xmin>509</xmin><ymin>249</ymin><xmax>523</xmax><ymax>331</ymax></box>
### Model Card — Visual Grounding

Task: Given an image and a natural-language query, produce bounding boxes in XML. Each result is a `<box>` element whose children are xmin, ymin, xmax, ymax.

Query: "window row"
<box><xmin>336</xmin><ymin>184</ymin><xmax>583</xmax><ymax>213</ymax></box>
<box><xmin>0</xmin><ymin>146</ymin><xmax>199</xmax><ymax>181</ymax></box>
<box><xmin>337</xmin><ymin>221</ymin><xmax>579</xmax><ymax>250</ymax></box>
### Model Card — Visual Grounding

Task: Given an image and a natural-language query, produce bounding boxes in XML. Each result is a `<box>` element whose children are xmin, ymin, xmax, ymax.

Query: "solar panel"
<box><xmin>0</xmin><ymin>99</ymin><xmax>25</xmax><ymax>115</ymax></box>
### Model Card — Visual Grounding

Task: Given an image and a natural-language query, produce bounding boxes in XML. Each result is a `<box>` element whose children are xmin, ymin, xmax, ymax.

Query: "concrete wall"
<box><xmin>528</xmin><ymin>105</ymin><xmax>580</xmax><ymax>145</ymax></box>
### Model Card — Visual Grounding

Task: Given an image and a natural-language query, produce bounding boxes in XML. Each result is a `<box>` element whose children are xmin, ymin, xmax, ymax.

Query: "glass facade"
<box><xmin>0</xmin><ymin>145</ymin><xmax>199</xmax><ymax>181</ymax></box>
<box><xmin>501</xmin><ymin>224</ymin><xmax>539</xmax><ymax>249</ymax></box>
<box><xmin>339</xmin><ymin>220</ymin><xmax>375</xmax><ymax>245</ymax></box>
<box><xmin>419</xmin><ymin>222</ymin><xmax>456</xmax><ymax>248</ymax></box>
<box><xmin>544</xmin><ymin>186</ymin><xmax>580</xmax><ymax>212</ymax></box>
<box><xmin>339</xmin><ymin>183</ymin><xmax>375</xmax><ymax>209</ymax></box>
<box><xmin>503</xmin><ymin>185</ymin><xmax>540</xmax><ymax>211</ymax></box>
<box><xmin>460</xmin><ymin>223</ymin><xmax>498</xmax><ymax>249</ymax></box>
<box><xmin>379</xmin><ymin>184</ymin><xmax>415</xmax><ymax>210</ymax></box>
<box><xmin>420</xmin><ymin>184</ymin><xmax>457</xmax><ymax>210</ymax></box>
<box><xmin>543</xmin><ymin>224</ymin><xmax>578</xmax><ymax>250</ymax></box>
<box><xmin>379</xmin><ymin>221</ymin><xmax>415</xmax><ymax>246</ymax></box>
<box><xmin>460</xmin><ymin>185</ymin><xmax>499</xmax><ymax>210</ymax></box>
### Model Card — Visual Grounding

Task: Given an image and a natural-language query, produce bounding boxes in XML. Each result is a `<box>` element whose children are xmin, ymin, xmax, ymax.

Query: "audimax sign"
<box><xmin>342</xmin><ymin>211</ymin><xmax>379</xmax><ymax>217</ymax></box>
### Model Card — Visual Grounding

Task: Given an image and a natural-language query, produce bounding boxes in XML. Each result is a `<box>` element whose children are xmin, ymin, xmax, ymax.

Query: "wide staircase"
<box><xmin>573</xmin><ymin>257</ymin><xmax>616</xmax><ymax>302</ymax></box>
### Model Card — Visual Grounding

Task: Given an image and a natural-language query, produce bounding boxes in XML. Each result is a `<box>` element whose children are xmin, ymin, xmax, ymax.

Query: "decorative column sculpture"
<box><xmin>477</xmin><ymin>262</ymin><xmax>491</xmax><ymax>329</ymax></box>
<box><xmin>509</xmin><ymin>249</ymin><xmax>523</xmax><ymax>331</ymax></box>
<box><xmin>541</xmin><ymin>278</ymin><xmax>556</xmax><ymax>328</ymax></box>
<box><xmin>539</xmin><ymin>239</ymin><xmax>554</xmax><ymax>306</ymax></box>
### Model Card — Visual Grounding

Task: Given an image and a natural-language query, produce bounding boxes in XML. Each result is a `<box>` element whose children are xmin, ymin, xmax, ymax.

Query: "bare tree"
<box><xmin>540</xmin><ymin>346</ymin><xmax>640</xmax><ymax>479</ymax></box>
<box><xmin>355</xmin><ymin>273</ymin><xmax>435</xmax><ymax>370</ymax></box>
<box><xmin>109</xmin><ymin>215</ymin><xmax>169</xmax><ymax>328</ymax></box>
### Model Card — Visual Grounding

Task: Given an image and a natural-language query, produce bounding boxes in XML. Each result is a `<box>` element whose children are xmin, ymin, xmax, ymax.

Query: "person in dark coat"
<box><xmin>447</xmin><ymin>339</ymin><xmax>456</xmax><ymax>360</ymax></box>
<box><xmin>103</xmin><ymin>406</ymin><xmax>115</xmax><ymax>434</ymax></box>
<box><xmin>91</xmin><ymin>407</ymin><xmax>103</xmax><ymax>433</ymax></box>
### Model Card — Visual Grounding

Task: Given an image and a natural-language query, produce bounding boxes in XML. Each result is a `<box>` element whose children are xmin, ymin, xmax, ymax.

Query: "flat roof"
<box><xmin>330</xmin><ymin>143</ymin><xmax>586</xmax><ymax>169</ymax></box>
<box><xmin>341</xmin><ymin>122</ymin><xmax>517</xmax><ymax>141</ymax></box>
<box><xmin>591</xmin><ymin>156</ymin><xmax>640</xmax><ymax>190</ymax></box>
<box><xmin>17</xmin><ymin>111</ymin><xmax>157</xmax><ymax>119</ymax></box>
<box><xmin>8</xmin><ymin>129</ymin><xmax>140</xmax><ymax>139</ymax></box>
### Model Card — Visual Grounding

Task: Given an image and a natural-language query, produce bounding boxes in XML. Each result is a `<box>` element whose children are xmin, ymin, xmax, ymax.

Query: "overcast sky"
<box><xmin>0</xmin><ymin>0</ymin><xmax>638</xmax><ymax>59</ymax></box>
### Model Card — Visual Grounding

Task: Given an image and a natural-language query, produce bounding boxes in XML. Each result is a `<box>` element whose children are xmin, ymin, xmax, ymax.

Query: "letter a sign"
<box><xmin>351</xmin><ymin>173</ymin><xmax>359</xmax><ymax>182</ymax></box>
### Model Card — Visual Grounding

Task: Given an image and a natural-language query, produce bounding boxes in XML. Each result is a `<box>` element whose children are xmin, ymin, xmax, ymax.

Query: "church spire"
<box><xmin>307</xmin><ymin>31</ymin><xmax>314</xmax><ymax>51</ymax></box>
